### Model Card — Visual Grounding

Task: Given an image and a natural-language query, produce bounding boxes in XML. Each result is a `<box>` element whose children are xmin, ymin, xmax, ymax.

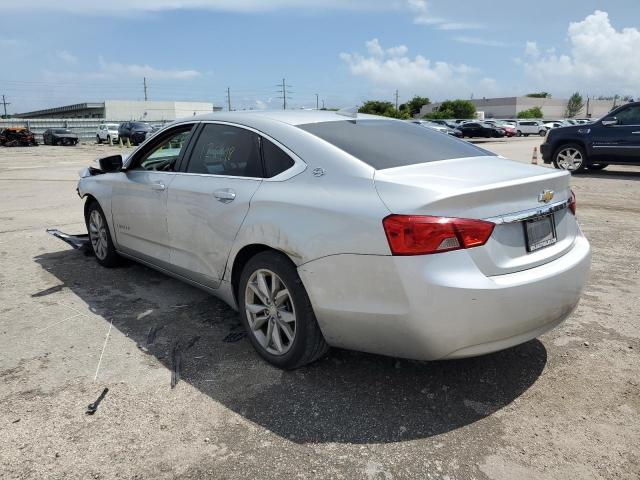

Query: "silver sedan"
<box><xmin>78</xmin><ymin>110</ymin><xmax>591</xmax><ymax>369</ymax></box>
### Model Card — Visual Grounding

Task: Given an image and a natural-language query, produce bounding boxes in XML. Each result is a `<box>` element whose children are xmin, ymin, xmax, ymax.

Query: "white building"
<box><xmin>420</xmin><ymin>96</ymin><xmax>626</xmax><ymax>119</ymax></box>
<box><xmin>16</xmin><ymin>100</ymin><xmax>221</xmax><ymax>121</ymax></box>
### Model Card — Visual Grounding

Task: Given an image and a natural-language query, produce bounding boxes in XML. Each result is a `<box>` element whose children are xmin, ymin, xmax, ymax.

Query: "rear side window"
<box><xmin>262</xmin><ymin>138</ymin><xmax>295</xmax><ymax>178</ymax></box>
<box><xmin>297</xmin><ymin>120</ymin><xmax>486</xmax><ymax>169</ymax></box>
<box><xmin>187</xmin><ymin>124</ymin><xmax>262</xmax><ymax>177</ymax></box>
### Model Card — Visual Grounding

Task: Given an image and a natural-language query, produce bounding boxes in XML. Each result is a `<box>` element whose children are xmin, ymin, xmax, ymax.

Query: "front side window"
<box><xmin>130</xmin><ymin>126</ymin><xmax>193</xmax><ymax>172</ymax></box>
<box><xmin>615</xmin><ymin>106</ymin><xmax>640</xmax><ymax>125</ymax></box>
<box><xmin>186</xmin><ymin>124</ymin><xmax>262</xmax><ymax>177</ymax></box>
<box><xmin>297</xmin><ymin>119</ymin><xmax>486</xmax><ymax>170</ymax></box>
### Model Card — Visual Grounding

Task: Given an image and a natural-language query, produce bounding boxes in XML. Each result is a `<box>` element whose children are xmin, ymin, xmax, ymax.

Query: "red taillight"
<box><xmin>569</xmin><ymin>190</ymin><xmax>576</xmax><ymax>215</ymax></box>
<box><xmin>382</xmin><ymin>215</ymin><xmax>495</xmax><ymax>256</ymax></box>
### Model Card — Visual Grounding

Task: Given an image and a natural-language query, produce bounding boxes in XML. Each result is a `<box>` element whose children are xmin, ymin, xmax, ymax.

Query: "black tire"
<box><xmin>85</xmin><ymin>200</ymin><xmax>121</xmax><ymax>267</ymax></box>
<box><xmin>96</xmin><ymin>135</ymin><xmax>102</xmax><ymax>144</ymax></box>
<box><xmin>524</xmin><ymin>133</ymin><xmax>530</xmax><ymax>137</ymax></box>
<box><xmin>589</xmin><ymin>163</ymin><xmax>608</xmax><ymax>171</ymax></box>
<box><xmin>106</xmin><ymin>135</ymin><xmax>111</xmax><ymax>144</ymax></box>
<box><xmin>238</xmin><ymin>251</ymin><xmax>329</xmax><ymax>369</ymax></box>
<box><xmin>552</xmin><ymin>143</ymin><xmax>587</xmax><ymax>174</ymax></box>
<box><xmin>516</xmin><ymin>130</ymin><xmax>522</xmax><ymax>137</ymax></box>
<box><xmin>539</xmin><ymin>130</ymin><xmax>547</xmax><ymax>137</ymax></box>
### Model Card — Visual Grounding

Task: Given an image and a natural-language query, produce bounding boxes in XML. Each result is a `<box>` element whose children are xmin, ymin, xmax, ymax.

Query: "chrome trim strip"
<box><xmin>485</xmin><ymin>198</ymin><xmax>571</xmax><ymax>225</ymax></box>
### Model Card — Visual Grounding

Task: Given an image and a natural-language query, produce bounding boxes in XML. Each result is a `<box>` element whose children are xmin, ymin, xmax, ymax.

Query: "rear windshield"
<box><xmin>297</xmin><ymin>119</ymin><xmax>487</xmax><ymax>169</ymax></box>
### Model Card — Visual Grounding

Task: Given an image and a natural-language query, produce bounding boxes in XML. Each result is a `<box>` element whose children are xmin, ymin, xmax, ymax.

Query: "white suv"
<box><xmin>96</xmin><ymin>123</ymin><xmax>120</xmax><ymax>144</ymax></box>
<box><xmin>515</xmin><ymin>120</ymin><xmax>547</xmax><ymax>137</ymax></box>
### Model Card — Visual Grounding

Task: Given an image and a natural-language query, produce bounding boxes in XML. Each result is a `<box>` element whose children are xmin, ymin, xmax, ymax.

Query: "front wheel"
<box><xmin>96</xmin><ymin>135</ymin><xmax>102</xmax><ymax>144</ymax></box>
<box><xmin>239</xmin><ymin>251</ymin><xmax>328</xmax><ymax>369</ymax></box>
<box><xmin>85</xmin><ymin>201</ymin><xmax>121</xmax><ymax>267</ymax></box>
<box><xmin>552</xmin><ymin>144</ymin><xmax>587</xmax><ymax>173</ymax></box>
<box><xmin>516</xmin><ymin>130</ymin><xmax>522</xmax><ymax>137</ymax></box>
<box><xmin>539</xmin><ymin>130</ymin><xmax>547</xmax><ymax>137</ymax></box>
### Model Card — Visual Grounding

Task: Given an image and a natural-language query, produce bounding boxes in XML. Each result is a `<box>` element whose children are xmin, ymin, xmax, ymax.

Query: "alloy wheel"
<box><xmin>244</xmin><ymin>269</ymin><xmax>296</xmax><ymax>356</ymax></box>
<box><xmin>88</xmin><ymin>209</ymin><xmax>108</xmax><ymax>260</ymax></box>
<box><xmin>556</xmin><ymin>147</ymin><xmax>583</xmax><ymax>171</ymax></box>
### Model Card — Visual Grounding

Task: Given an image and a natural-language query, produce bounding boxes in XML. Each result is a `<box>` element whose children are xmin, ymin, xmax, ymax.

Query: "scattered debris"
<box><xmin>86</xmin><ymin>388</ymin><xmax>109</xmax><ymax>415</ymax></box>
<box><xmin>186</xmin><ymin>335</ymin><xmax>201</xmax><ymax>349</ymax></box>
<box><xmin>171</xmin><ymin>342</ymin><xmax>182</xmax><ymax>389</ymax></box>
<box><xmin>137</xmin><ymin>309</ymin><xmax>153</xmax><ymax>320</ymax></box>
<box><xmin>223</xmin><ymin>331</ymin><xmax>246</xmax><ymax>343</ymax></box>
<box><xmin>12</xmin><ymin>418</ymin><xmax>20</xmax><ymax>423</ymax></box>
<box><xmin>146</xmin><ymin>325</ymin><xmax>164</xmax><ymax>346</ymax></box>
<box><xmin>584</xmin><ymin>341</ymin><xmax>590</xmax><ymax>347</ymax></box>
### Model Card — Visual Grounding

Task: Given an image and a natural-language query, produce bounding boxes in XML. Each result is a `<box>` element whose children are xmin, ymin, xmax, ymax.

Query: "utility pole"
<box><xmin>315</xmin><ymin>93</ymin><xmax>319</xmax><ymax>110</ymax></box>
<box><xmin>226</xmin><ymin>87</ymin><xmax>232</xmax><ymax>111</ymax></box>
<box><xmin>276</xmin><ymin>78</ymin><xmax>292</xmax><ymax>110</ymax></box>
<box><xmin>143</xmin><ymin>77</ymin><xmax>148</xmax><ymax>101</ymax></box>
<box><xmin>394</xmin><ymin>89</ymin><xmax>399</xmax><ymax>111</ymax></box>
<box><xmin>1</xmin><ymin>95</ymin><xmax>10</xmax><ymax>118</ymax></box>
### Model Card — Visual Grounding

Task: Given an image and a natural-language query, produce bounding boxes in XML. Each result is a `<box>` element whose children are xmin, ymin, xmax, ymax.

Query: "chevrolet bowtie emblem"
<box><xmin>538</xmin><ymin>190</ymin><xmax>554</xmax><ymax>203</ymax></box>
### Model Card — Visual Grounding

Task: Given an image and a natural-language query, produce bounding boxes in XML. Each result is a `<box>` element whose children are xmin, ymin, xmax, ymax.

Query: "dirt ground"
<box><xmin>0</xmin><ymin>139</ymin><xmax>638</xmax><ymax>480</ymax></box>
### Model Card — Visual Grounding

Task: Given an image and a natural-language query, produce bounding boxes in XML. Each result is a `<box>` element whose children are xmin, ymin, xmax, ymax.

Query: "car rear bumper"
<box><xmin>298</xmin><ymin>233</ymin><xmax>590</xmax><ymax>361</ymax></box>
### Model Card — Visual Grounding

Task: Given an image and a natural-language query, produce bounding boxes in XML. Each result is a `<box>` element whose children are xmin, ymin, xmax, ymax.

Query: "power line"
<box><xmin>276</xmin><ymin>78</ymin><xmax>293</xmax><ymax>110</ymax></box>
<box><xmin>1</xmin><ymin>95</ymin><xmax>10</xmax><ymax>117</ymax></box>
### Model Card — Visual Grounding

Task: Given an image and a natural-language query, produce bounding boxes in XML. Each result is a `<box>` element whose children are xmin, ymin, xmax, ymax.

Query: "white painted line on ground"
<box><xmin>93</xmin><ymin>320</ymin><xmax>113</xmax><ymax>382</ymax></box>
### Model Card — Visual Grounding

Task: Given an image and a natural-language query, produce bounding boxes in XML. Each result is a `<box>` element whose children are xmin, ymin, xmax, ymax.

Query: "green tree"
<box><xmin>422</xmin><ymin>99</ymin><xmax>476</xmax><ymax>120</ymax></box>
<box><xmin>399</xmin><ymin>95</ymin><xmax>431</xmax><ymax>117</ymax></box>
<box><xmin>517</xmin><ymin>106</ymin><xmax>544</xmax><ymax>119</ymax></box>
<box><xmin>525</xmin><ymin>92</ymin><xmax>552</xmax><ymax>98</ymax></box>
<box><xmin>358</xmin><ymin>100</ymin><xmax>410</xmax><ymax>119</ymax></box>
<box><xmin>565</xmin><ymin>92</ymin><xmax>584</xmax><ymax>118</ymax></box>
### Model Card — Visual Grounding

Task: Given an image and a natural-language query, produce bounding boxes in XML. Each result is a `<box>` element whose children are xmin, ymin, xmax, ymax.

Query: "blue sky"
<box><xmin>1</xmin><ymin>1</ymin><xmax>639</xmax><ymax>113</ymax></box>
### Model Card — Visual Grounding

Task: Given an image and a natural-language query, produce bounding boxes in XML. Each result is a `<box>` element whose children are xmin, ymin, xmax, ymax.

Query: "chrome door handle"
<box><xmin>151</xmin><ymin>183</ymin><xmax>166</xmax><ymax>191</ymax></box>
<box><xmin>632</xmin><ymin>131</ymin><xmax>640</xmax><ymax>134</ymax></box>
<box><xmin>213</xmin><ymin>189</ymin><xmax>236</xmax><ymax>202</ymax></box>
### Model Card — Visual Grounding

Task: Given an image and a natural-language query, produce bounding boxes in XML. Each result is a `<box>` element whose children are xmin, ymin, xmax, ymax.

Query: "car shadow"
<box><xmin>583</xmin><ymin>168</ymin><xmax>640</xmax><ymax>181</ymax></box>
<box><xmin>33</xmin><ymin>249</ymin><xmax>547</xmax><ymax>444</ymax></box>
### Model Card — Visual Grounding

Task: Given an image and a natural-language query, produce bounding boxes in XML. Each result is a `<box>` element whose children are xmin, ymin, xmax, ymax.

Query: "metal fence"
<box><xmin>0</xmin><ymin>118</ymin><xmax>171</xmax><ymax>143</ymax></box>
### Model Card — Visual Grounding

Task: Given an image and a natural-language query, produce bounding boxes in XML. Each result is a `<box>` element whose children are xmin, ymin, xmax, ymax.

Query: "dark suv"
<box><xmin>118</xmin><ymin>121</ymin><xmax>153</xmax><ymax>146</ymax></box>
<box><xmin>541</xmin><ymin>101</ymin><xmax>640</xmax><ymax>173</ymax></box>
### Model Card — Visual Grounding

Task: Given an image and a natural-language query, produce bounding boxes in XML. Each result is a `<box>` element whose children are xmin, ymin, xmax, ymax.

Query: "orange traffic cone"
<box><xmin>531</xmin><ymin>147</ymin><xmax>538</xmax><ymax>165</ymax></box>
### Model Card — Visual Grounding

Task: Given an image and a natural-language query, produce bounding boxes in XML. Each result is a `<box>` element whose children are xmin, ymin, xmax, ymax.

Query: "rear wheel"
<box><xmin>553</xmin><ymin>144</ymin><xmax>587</xmax><ymax>173</ymax></box>
<box><xmin>539</xmin><ymin>130</ymin><xmax>547</xmax><ymax>137</ymax></box>
<box><xmin>239</xmin><ymin>251</ymin><xmax>328</xmax><ymax>369</ymax></box>
<box><xmin>85</xmin><ymin>201</ymin><xmax>121</xmax><ymax>267</ymax></box>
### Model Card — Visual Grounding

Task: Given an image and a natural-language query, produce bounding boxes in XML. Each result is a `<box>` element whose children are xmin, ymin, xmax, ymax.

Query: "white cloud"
<box><xmin>438</xmin><ymin>22</ymin><xmax>483</xmax><ymax>31</ymax></box>
<box><xmin>2</xmin><ymin>0</ymin><xmax>389</xmax><ymax>14</ymax></box>
<box><xmin>340</xmin><ymin>39</ymin><xmax>482</xmax><ymax>99</ymax></box>
<box><xmin>407</xmin><ymin>0</ymin><xmax>482</xmax><ymax>30</ymax></box>
<box><xmin>98</xmin><ymin>57</ymin><xmax>200</xmax><ymax>80</ymax></box>
<box><xmin>523</xmin><ymin>10</ymin><xmax>640</xmax><ymax>95</ymax></box>
<box><xmin>56</xmin><ymin>50</ymin><xmax>78</xmax><ymax>65</ymax></box>
<box><xmin>455</xmin><ymin>37</ymin><xmax>511</xmax><ymax>48</ymax></box>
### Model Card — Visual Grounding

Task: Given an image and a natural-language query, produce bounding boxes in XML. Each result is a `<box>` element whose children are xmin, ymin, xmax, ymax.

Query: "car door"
<box><xmin>110</xmin><ymin>123</ymin><xmax>196</xmax><ymax>268</ymax></box>
<box><xmin>592</xmin><ymin>104</ymin><xmax>640</xmax><ymax>163</ymax></box>
<box><xmin>166</xmin><ymin>122</ymin><xmax>264</xmax><ymax>288</ymax></box>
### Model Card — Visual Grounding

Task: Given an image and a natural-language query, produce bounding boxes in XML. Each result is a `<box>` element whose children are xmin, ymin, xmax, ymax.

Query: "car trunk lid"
<box><xmin>374</xmin><ymin>156</ymin><xmax>577</xmax><ymax>275</ymax></box>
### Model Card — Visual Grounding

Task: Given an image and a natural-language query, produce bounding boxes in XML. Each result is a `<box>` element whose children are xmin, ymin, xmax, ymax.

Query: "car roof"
<box><xmin>185</xmin><ymin>109</ymin><xmax>386</xmax><ymax>127</ymax></box>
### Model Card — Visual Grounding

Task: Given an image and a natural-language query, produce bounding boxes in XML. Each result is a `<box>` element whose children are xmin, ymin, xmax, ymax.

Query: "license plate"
<box><xmin>524</xmin><ymin>214</ymin><xmax>557</xmax><ymax>252</ymax></box>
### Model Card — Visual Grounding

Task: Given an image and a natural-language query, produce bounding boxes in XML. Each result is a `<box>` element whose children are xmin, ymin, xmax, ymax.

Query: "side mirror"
<box><xmin>602</xmin><ymin>117</ymin><xmax>618</xmax><ymax>126</ymax></box>
<box><xmin>98</xmin><ymin>154</ymin><xmax>123</xmax><ymax>172</ymax></box>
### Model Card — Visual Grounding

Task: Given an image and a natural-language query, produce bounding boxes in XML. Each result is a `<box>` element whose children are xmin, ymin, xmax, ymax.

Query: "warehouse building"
<box><xmin>16</xmin><ymin>100</ymin><xmax>221</xmax><ymax>121</ymax></box>
<box><xmin>420</xmin><ymin>96</ymin><xmax>625</xmax><ymax>119</ymax></box>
